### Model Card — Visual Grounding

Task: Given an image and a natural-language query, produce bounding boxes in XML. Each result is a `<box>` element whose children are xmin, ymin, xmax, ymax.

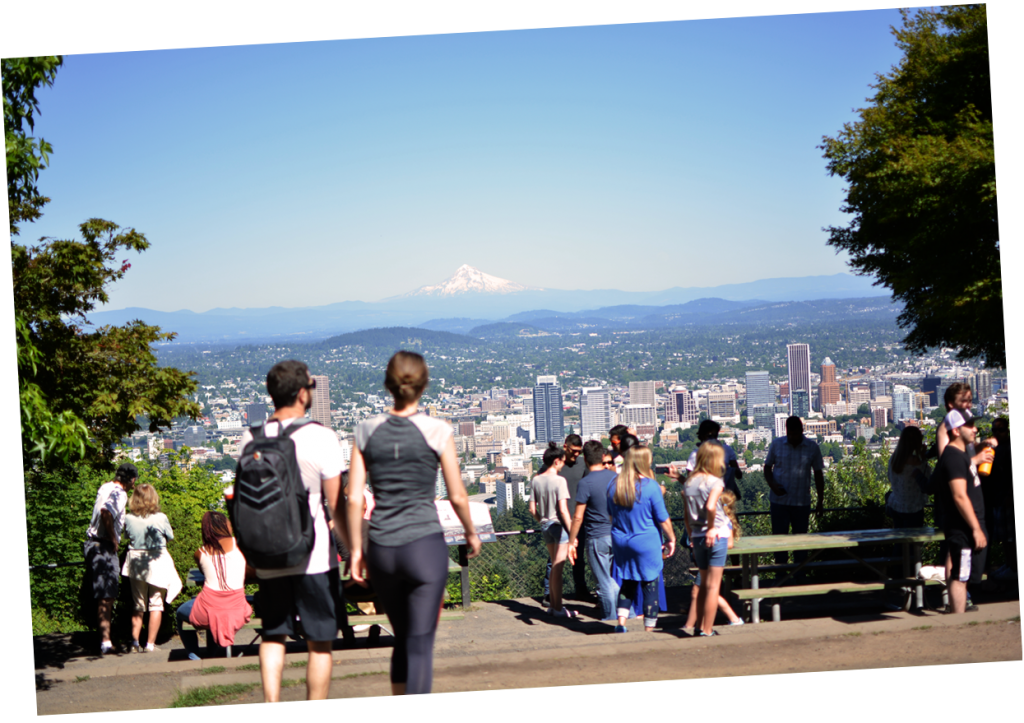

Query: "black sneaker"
<box><xmin>541</xmin><ymin>597</ymin><xmax>550</xmax><ymax>608</ymax></box>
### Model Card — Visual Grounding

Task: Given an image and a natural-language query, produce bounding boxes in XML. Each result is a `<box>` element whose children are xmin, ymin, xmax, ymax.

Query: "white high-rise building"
<box><xmin>707</xmin><ymin>391</ymin><xmax>739</xmax><ymax>424</ymax></box>
<box><xmin>617</xmin><ymin>404</ymin><xmax>656</xmax><ymax>427</ymax></box>
<box><xmin>580</xmin><ymin>387</ymin><xmax>612</xmax><ymax>438</ymax></box>
<box><xmin>892</xmin><ymin>385</ymin><xmax>914</xmax><ymax>421</ymax></box>
<box><xmin>667</xmin><ymin>388</ymin><xmax>700</xmax><ymax>427</ymax></box>
<box><xmin>310</xmin><ymin>374</ymin><xmax>331</xmax><ymax>427</ymax></box>
<box><xmin>787</xmin><ymin>344</ymin><xmax>811</xmax><ymax>416</ymax></box>
<box><xmin>532</xmin><ymin>376</ymin><xmax>564</xmax><ymax>445</ymax></box>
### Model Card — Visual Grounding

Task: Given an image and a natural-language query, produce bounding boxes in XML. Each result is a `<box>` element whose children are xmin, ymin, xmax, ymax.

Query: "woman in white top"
<box><xmin>681</xmin><ymin>442</ymin><xmax>729</xmax><ymax>637</ymax></box>
<box><xmin>121</xmin><ymin>484</ymin><xmax>181</xmax><ymax>653</ymax></box>
<box><xmin>175</xmin><ymin>511</ymin><xmax>253</xmax><ymax>660</ymax></box>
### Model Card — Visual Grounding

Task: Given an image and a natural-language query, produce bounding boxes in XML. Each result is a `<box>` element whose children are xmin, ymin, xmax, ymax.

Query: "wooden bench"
<box><xmin>733</xmin><ymin>578</ymin><xmax>946</xmax><ymax>622</ymax></box>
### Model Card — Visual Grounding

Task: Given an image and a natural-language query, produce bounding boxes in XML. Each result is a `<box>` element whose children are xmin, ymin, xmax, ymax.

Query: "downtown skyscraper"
<box><xmin>787</xmin><ymin>343</ymin><xmax>811</xmax><ymax>416</ymax></box>
<box><xmin>310</xmin><ymin>374</ymin><xmax>331</xmax><ymax>427</ymax></box>
<box><xmin>745</xmin><ymin>371</ymin><xmax>774</xmax><ymax>409</ymax></box>
<box><xmin>580</xmin><ymin>386</ymin><xmax>612</xmax><ymax>439</ymax></box>
<box><xmin>533</xmin><ymin>375</ymin><xmax>565</xmax><ymax>445</ymax></box>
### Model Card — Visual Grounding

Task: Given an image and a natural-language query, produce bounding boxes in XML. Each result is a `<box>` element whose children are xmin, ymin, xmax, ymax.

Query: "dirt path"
<box><xmin>35</xmin><ymin>618</ymin><xmax>1021</xmax><ymax>713</ymax></box>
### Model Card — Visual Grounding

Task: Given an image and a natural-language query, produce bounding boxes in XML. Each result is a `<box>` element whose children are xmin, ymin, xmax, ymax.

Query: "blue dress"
<box><xmin>607</xmin><ymin>478</ymin><xmax>670</xmax><ymax>582</ymax></box>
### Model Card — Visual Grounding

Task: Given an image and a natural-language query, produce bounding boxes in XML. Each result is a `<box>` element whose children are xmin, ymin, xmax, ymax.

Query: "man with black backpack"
<box><xmin>233</xmin><ymin>360</ymin><xmax>345</xmax><ymax>702</ymax></box>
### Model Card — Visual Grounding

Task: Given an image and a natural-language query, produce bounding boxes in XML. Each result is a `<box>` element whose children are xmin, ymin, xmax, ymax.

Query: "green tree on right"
<box><xmin>821</xmin><ymin>5</ymin><xmax>1002</xmax><ymax>368</ymax></box>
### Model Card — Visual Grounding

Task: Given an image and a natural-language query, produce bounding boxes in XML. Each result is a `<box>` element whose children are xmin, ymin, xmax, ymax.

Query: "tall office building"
<box><xmin>629</xmin><ymin>381</ymin><xmax>657</xmax><ymax>409</ymax></box>
<box><xmin>745</xmin><ymin>371</ymin><xmax>773</xmax><ymax>410</ymax></box>
<box><xmin>869</xmin><ymin>379</ymin><xmax>887</xmax><ymax>400</ymax></box>
<box><xmin>892</xmin><ymin>385</ymin><xmax>914</xmax><ymax>421</ymax></box>
<box><xmin>246</xmin><ymin>402</ymin><xmax>267</xmax><ymax>427</ymax></box>
<box><xmin>707</xmin><ymin>392</ymin><xmax>739</xmax><ymax>424</ymax></box>
<box><xmin>310</xmin><ymin>374</ymin><xmax>331</xmax><ymax>427</ymax></box>
<box><xmin>973</xmin><ymin>371</ymin><xmax>993</xmax><ymax>403</ymax></box>
<box><xmin>617</xmin><ymin>404</ymin><xmax>657</xmax><ymax>428</ymax></box>
<box><xmin>580</xmin><ymin>387</ymin><xmax>612</xmax><ymax>438</ymax></box>
<box><xmin>668</xmin><ymin>388</ymin><xmax>700</xmax><ymax>426</ymax></box>
<box><xmin>791</xmin><ymin>389</ymin><xmax>810</xmax><ymax>418</ymax></box>
<box><xmin>458</xmin><ymin>421</ymin><xmax>476</xmax><ymax>437</ymax></box>
<box><xmin>182</xmin><ymin>425</ymin><xmax>206</xmax><ymax>448</ymax></box>
<box><xmin>787</xmin><ymin>343</ymin><xmax>811</xmax><ymax>416</ymax></box>
<box><xmin>817</xmin><ymin>358</ymin><xmax>841</xmax><ymax>411</ymax></box>
<box><xmin>752</xmin><ymin>403</ymin><xmax>787</xmax><ymax>430</ymax></box>
<box><xmin>922</xmin><ymin>375</ymin><xmax>942</xmax><ymax>406</ymax></box>
<box><xmin>532</xmin><ymin>375</ymin><xmax>564</xmax><ymax>446</ymax></box>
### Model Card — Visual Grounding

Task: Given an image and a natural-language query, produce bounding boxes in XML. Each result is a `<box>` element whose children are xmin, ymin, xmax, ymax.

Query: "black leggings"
<box><xmin>366</xmin><ymin>532</ymin><xmax>449</xmax><ymax>694</ymax></box>
<box><xmin>618</xmin><ymin>579</ymin><xmax>659</xmax><ymax>623</ymax></box>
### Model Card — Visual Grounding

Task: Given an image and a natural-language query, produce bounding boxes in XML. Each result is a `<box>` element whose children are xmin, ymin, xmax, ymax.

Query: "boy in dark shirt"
<box><xmin>933</xmin><ymin>409</ymin><xmax>988</xmax><ymax>614</ymax></box>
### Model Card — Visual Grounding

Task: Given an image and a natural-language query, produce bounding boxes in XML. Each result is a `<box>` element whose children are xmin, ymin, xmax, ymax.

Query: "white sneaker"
<box><xmin>99</xmin><ymin>642</ymin><xmax>115</xmax><ymax>656</ymax></box>
<box><xmin>729</xmin><ymin>619</ymin><xmax>745</xmax><ymax>626</ymax></box>
<box><xmin>143</xmin><ymin>643</ymin><xmax>158</xmax><ymax>653</ymax></box>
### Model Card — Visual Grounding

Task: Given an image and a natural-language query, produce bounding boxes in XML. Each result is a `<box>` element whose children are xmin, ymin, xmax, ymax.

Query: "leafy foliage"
<box><xmin>821</xmin><ymin>5</ymin><xmax>1002</xmax><ymax>366</ymax></box>
<box><xmin>9</xmin><ymin>60</ymin><xmax>202</xmax><ymax>470</ymax></box>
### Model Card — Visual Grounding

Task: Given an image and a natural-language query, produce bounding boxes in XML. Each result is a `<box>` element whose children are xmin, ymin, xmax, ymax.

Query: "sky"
<box><xmin>14</xmin><ymin>7</ymin><xmax>920</xmax><ymax>312</ymax></box>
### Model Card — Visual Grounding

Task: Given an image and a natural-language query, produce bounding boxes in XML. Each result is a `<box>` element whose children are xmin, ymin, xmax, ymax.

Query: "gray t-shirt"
<box><xmin>557</xmin><ymin>457</ymin><xmax>588</xmax><ymax>515</ymax></box>
<box><xmin>355</xmin><ymin>413</ymin><xmax>452</xmax><ymax>547</ymax></box>
<box><xmin>531</xmin><ymin>473</ymin><xmax>569</xmax><ymax>524</ymax></box>
<box><xmin>124</xmin><ymin>512</ymin><xmax>174</xmax><ymax>550</ymax></box>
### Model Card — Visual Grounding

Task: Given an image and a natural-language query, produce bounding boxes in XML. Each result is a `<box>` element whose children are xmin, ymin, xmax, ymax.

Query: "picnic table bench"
<box><xmin>729</xmin><ymin>527</ymin><xmax>945</xmax><ymax>623</ymax></box>
<box><xmin>182</xmin><ymin>560</ymin><xmax>465</xmax><ymax>656</ymax></box>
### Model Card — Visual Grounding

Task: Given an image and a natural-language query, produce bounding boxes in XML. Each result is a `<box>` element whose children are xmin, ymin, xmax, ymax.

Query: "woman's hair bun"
<box><xmin>547</xmin><ymin>441</ymin><xmax>558</xmax><ymax>450</ymax></box>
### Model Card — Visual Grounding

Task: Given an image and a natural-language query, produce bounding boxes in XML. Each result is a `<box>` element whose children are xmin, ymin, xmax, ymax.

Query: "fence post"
<box><xmin>458</xmin><ymin>543</ymin><xmax>471</xmax><ymax>609</ymax></box>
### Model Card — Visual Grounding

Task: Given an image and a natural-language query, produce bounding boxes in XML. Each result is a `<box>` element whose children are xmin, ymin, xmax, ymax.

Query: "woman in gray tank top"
<box><xmin>345</xmin><ymin>351</ymin><xmax>481</xmax><ymax>695</ymax></box>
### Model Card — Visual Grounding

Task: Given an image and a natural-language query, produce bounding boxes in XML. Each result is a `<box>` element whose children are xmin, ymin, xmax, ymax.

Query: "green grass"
<box><xmin>966</xmin><ymin>621</ymin><xmax>980</xmax><ymax>626</ymax></box>
<box><xmin>281</xmin><ymin>678</ymin><xmax>305</xmax><ymax>688</ymax></box>
<box><xmin>288</xmin><ymin>660</ymin><xmax>307</xmax><ymax>668</ymax></box>
<box><xmin>912</xmin><ymin>625</ymin><xmax>932</xmax><ymax>631</ymax></box>
<box><xmin>75</xmin><ymin>675</ymin><xmax>90</xmax><ymax>683</ymax></box>
<box><xmin>200</xmin><ymin>666</ymin><xmax>226</xmax><ymax>675</ymax></box>
<box><xmin>1009</xmin><ymin>616</ymin><xmax>1020</xmax><ymax>623</ymax></box>
<box><xmin>333</xmin><ymin>671</ymin><xmax>386</xmax><ymax>681</ymax></box>
<box><xmin>168</xmin><ymin>683</ymin><xmax>259</xmax><ymax>708</ymax></box>
<box><xmin>236</xmin><ymin>663</ymin><xmax>260</xmax><ymax>671</ymax></box>
<box><xmin>844</xmin><ymin>632</ymin><xmax>862</xmax><ymax>637</ymax></box>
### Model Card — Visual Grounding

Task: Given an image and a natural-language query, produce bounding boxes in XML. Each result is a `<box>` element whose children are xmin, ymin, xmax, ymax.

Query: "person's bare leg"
<box><xmin>695</xmin><ymin>570</ymin><xmax>710</xmax><ymax>633</ymax></box>
<box><xmin>98</xmin><ymin>598</ymin><xmax>114</xmax><ymax>645</ymax></box>
<box><xmin>305</xmin><ymin>640</ymin><xmax>333</xmax><ymax>700</ymax></box>
<box><xmin>701</xmin><ymin>567</ymin><xmax>725</xmax><ymax>635</ymax></box>
<box><xmin>147</xmin><ymin>610</ymin><xmax>162</xmax><ymax>646</ymax></box>
<box><xmin>259</xmin><ymin>637</ymin><xmax>287</xmax><ymax>702</ymax></box>
<box><xmin>949</xmin><ymin>579</ymin><xmax>967</xmax><ymax>614</ymax></box>
<box><xmin>685</xmin><ymin>584</ymin><xmax>700</xmax><ymax>629</ymax></box>
<box><xmin>718</xmin><ymin>595</ymin><xmax>741</xmax><ymax>623</ymax></box>
<box><xmin>131</xmin><ymin>612</ymin><xmax>144</xmax><ymax>643</ymax></box>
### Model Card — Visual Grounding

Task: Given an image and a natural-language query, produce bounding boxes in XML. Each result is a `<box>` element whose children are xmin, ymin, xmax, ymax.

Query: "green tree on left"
<box><xmin>6</xmin><ymin>57</ymin><xmax>201</xmax><ymax>469</ymax></box>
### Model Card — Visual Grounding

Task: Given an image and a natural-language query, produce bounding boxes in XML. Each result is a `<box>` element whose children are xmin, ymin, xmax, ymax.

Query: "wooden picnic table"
<box><xmin>731</xmin><ymin>527</ymin><xmax>945</xmax><ymax>623</ymax></box>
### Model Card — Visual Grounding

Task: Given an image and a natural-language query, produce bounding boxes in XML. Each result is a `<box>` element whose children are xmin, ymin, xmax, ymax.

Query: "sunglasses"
<box><xmin>306</xmin><ymin>378</ymin><xmax>317</xmax><ymax>390</ymax></box>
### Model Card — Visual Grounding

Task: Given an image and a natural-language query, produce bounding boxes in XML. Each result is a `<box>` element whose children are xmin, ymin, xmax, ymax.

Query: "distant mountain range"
<box><xmin>88</xmin><ymin>265</ymin><xmax>891</xmax><ymax>344</ymax></box>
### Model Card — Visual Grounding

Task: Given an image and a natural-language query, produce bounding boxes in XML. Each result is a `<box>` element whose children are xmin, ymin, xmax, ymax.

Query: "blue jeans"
<box><xmin>770</xmin><ymin>503</ymin><xmax>811</xmax><ymax>566</ymax></box>
<box><xmin>586</xmin><ymin>535</ymin><xmax>619</xmax><ymax>621</ymax></box>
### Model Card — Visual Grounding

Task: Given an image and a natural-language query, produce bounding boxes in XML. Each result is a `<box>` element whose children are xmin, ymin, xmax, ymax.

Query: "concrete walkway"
<box><xmin>37</xmin><ymin>595</ymin><xmax>1022</xmax><ymax>694</ymax></box>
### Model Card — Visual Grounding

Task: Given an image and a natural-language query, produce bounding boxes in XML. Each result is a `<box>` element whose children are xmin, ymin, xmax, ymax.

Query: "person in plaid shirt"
<box><xmin>764</xmin><ymin>416</ymin><xmax>825</xmax><ymax>566</ymax></box>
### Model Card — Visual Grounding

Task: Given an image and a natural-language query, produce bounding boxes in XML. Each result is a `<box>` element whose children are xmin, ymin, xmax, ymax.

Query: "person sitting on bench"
<box><xmin>176</xmin><ymin>512</ymin><xmax>254</xmax><ymax>660</ymax></box>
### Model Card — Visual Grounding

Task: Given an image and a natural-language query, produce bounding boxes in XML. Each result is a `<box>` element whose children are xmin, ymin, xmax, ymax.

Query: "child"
<box><xmin>685</xmin><ymin>490</ymin><xmax>744</xmax><ymax>633</ymax></box>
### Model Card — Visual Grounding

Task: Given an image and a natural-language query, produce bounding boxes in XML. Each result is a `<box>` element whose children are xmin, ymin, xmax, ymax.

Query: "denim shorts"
<box><xmin>541</xmin><ymin>521</ymin><xmax>569</xmax><ymax>545</ymax></box>
<box><xmin>692</xmin><ymin>535</ymin><xmax>728</xmax><ymax>569</ymax></box>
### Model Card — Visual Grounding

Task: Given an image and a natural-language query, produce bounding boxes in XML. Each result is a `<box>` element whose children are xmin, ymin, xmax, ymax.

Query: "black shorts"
<box><xmin>84</xmin><ymin>539</ymin><xmax>120</xmax><ymax>600</ymax></box>
<box><xmin>255</xmin><ymin>567</ymin><xmax>340</xmax><ymax>642</ymax></box>
<box><xmin>947</xmin><ymin>529</ymin><xmax>988</xmax><ymax>585</ymax></box>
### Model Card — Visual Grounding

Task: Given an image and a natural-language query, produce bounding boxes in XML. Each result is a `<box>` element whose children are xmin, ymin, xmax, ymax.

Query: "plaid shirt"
<box><xmin>764</xmin><ymin>436</ymin><xmax>824</xmax><ymax>507</ymax></box>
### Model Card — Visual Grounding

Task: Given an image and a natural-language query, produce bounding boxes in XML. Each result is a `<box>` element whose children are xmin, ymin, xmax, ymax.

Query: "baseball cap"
<box><xmin>944</xmin><ymin>408</ymin><xmax>981</xmax><ymax>431</ymax></box>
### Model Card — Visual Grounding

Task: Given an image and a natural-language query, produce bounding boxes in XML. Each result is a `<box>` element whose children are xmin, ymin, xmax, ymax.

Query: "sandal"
<box><xmin>548</xmin><ymin>607</ymin><xmax>578</xmax><ymax>618</ymax></box>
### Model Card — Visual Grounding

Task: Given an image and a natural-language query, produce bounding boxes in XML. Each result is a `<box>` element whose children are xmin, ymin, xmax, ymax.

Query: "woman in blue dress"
<box><xmin>608</xmin><ymin>445</ymin><xmax>676</xmax><ymax>633</ymax></box>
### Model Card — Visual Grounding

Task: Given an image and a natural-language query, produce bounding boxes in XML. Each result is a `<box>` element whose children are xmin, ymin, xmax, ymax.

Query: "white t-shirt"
<box><xmin>86</xmin><ymin>481</ymin><xmax>128</xmax><ymax>544</ymax></box>
<box><xmin>239</xmin><ymin>417</ymin><xmax>346</xmax><ymax>579</ymax></box>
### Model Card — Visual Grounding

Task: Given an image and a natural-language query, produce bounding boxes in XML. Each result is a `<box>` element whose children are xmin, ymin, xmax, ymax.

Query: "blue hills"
<box><xmin>87</xmin><ymin>272</ymin><xmax>892</xmax><ymax>344</ymax></box>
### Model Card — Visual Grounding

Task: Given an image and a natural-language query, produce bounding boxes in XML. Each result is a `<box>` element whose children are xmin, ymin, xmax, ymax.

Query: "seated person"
<box><xmin>176</xmin><ymin>511</ymin><xmax>254</xmax><ymax>659</ymax></box>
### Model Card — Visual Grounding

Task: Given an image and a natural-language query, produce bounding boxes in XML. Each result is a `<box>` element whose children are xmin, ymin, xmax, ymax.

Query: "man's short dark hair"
<box><xmin>944</xmin><ymin>381</ymin><xmax>970</xmax><ymax>408</ymax></box>
<box><xmin>786</xmin><ymin>416</ymin><xmax>803</xmax><ymax>434</ymax></box>
<box><xmin>609</xmin><ymin>425</ymin><xmax>629</xmax><ymax>439</ymax></box>
<box><xmin>267</xmin><ymin>360</ymin><xmax>311</xmax><ymax>409</ymax></box>
<box><xmin>564</xmin><ymin>434</ymin><xmax>583</xmax><ymax>448</ymax></box>
<box><xmin>582</xmin><ymin>440</ymin><xmax>606</xmax><ymax>467</ymax></box>
<box><xmin>114</xmin><ymin>462</ymin><xmax>138</xmax><ymax>489</ymax></box>
<box><xmin>697</xmin><ymin>419</ymin><xmax>721</xmax><ymax>440</ymax></box>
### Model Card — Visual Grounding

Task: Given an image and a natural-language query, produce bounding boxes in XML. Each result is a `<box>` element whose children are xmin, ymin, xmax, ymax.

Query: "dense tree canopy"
<box><xmin>821</xmin><ymin>6</ymin><xmax>1002</xmax><ymax>367</ymax></box>
<box><xmin>6</xmin><ymin>58</ymin><xmax>201</xmax><ymax>468</ymax></box>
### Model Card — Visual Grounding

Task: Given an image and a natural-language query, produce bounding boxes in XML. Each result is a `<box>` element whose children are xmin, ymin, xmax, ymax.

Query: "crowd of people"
<box><xmin>80</xmin><ymin>358</ymin><xmax>1015</xmax><ymax>700</ymax></box>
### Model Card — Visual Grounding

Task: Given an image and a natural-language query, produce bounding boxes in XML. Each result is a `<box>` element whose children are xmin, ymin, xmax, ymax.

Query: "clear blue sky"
<box><xmin>5</xmin><ymin>8</ymin><xmax>961</xmax><ymax>311</ymax></box>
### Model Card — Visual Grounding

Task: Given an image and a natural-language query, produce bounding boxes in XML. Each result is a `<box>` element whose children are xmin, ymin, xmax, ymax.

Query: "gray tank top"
<box><xmin>355</xmin><ymin>413</ymin><xmax>452</xmax><ymax>547</ymax></box>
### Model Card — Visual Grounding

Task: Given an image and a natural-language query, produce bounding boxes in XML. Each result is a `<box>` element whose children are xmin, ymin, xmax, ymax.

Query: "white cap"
<box><xmin>944</xmin><ymin>408</ymin><xmax>976</xmax><ymax>431</ymax></box>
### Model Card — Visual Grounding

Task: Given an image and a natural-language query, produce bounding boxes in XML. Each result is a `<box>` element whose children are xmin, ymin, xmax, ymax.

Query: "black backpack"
<box><xmin>229</xmin><ymin>418</ymin><xmax>318</xmax><ymax>569</ymax></box>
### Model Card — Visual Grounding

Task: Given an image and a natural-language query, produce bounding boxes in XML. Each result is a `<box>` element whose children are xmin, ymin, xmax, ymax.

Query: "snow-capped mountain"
<box><xmin>401</xmin><ymin>264</ymin><xmax>542</xmax><ymax>297</ymax></box>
